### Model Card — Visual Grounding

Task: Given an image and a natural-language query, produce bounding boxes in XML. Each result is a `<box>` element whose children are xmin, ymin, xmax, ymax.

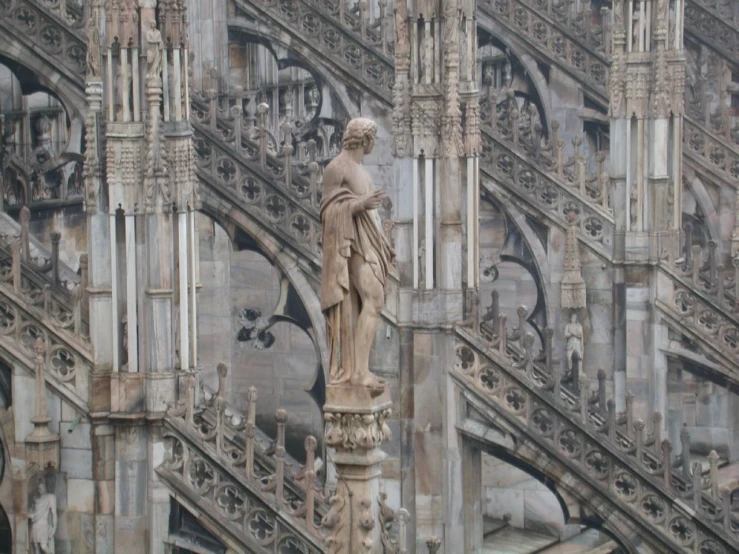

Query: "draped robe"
<box><xmin>320</xmin><ymin>186</ymin><xmax>393</xmax><ymax>384</ymax></box>
<box><xmin>30</xmin><ymin>493</ymin><xmax>56</xmax><ymax>553</ymax></box>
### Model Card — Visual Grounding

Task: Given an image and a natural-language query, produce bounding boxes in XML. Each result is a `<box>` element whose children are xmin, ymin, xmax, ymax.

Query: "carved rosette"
<box><xmin>324</xmin><ymin>409</ymin><xmax>392</xmax><ymax>452</ymax></box>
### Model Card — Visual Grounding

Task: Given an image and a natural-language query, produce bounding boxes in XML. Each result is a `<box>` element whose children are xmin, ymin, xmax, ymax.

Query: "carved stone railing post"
<box><xmin>50</xmin><ymin>231</ymin><xmax>61</xmax><ymax>286</ymax></box>
<box><xmin>662</xmin><ymin>439</ymin><xmax>673</xmax><ymax>491</ymax></box>
<box><xmin>624</xmin><ymin>391</ymin><xmax>634</xmax><ymax>435</ymax></box>
<box><xmin>510</xmin><ymin>108</ymin><xmax>520</xmax><ymax>147</ymax></box>
<box><xmin>245</xmin><ymin>386</ymin><xmax>257</xmax><ymax>480</ymax></box>
<box><xmin>231</xmin><ymin>104</ymin><xmax>243</xmax><ymax>150</ymax></box>
<box><xmin>274</xmin><ymin>408</ymin><xmax>287</xmax><ymax>509</ymax></box>
<box><xmin>216</xmin><ymin>362</ymin><xmax>227</xmax><ymax>401</ymax></box>
<box><xmin>489</xmin><ymin>91</ymin><xmax>498</xmax><ymax>129</ymax></box>
<box><xmin>679</xmin><ymin>424</ymin><xmax>691</xmax><ymax>480</ymax></box>
<box><xmin>597</xmin><ymin>369</ymin><xmax>607</xmax><ymax>415</ymax></box>
<box><xmin>579</xmin><ymin>372</ymin><xmax>589</xmax><ymax>421</ymax></box>
<box><xmin>303</xmin><ymin>436</ymin><xmax>317</xmax><ymax>534</ymax></box>
<box><xmin>324</xmin><ymin>386</ymin><xmax>392</xmax><ymax>554</ymax></box>
<box><xmin>20</xmin><ymin>205</ymin><xmax>31</xmax><ymax>264</ymax></box>
<box><xmin>708</xmin><ymin>450</ymin><xmax>720</xmax><ymax>499</ymax></box>
<box><xmin>307</xmin><ymin>139</ymin><xmax>319</xmax><ymax>208</ymax></box>
<box><xmin>650</xmin><ymin>411</ymin><xmax>662</xmax><ymax>455</ymax></box>
<box><xmin>607</xmin><ymin>399</ymin><xmax>616</xmax><ymax>442</ymax></box>
<box><xmin>721</xmin><ymin>488</ymin><xmax>732</xmax><ymax>533</ymax></box>
<box><xmin>11</xmin><ymin>239</ymin><xmax>21</xmax><ymax>295</ymax></box>
<box><xmin>258</xmin><ymin>103</ymin><xmax>268</xmax><ymax>169</ymax></box>
<box><xmin>709</xmin><ymin>240</ymin><xmax>719</xmax><ymax>289</ymax></box>
<box><xmin>396</xmin><ymin>509</ymin><xmax>410</xmax><ymax>554</ymax></box>
<box><xmin>692</xmin><ymin>462</ymin><xmax>702</xmax><ymax>509</ymax></box>
<box><xmin>691</xmin><ymin>244</ymin><xmax>702</xmax><ymax>285</ymax></box>
<box><xmin>544</xmin><ymin>327</ymin><xmax>553</xmax><ymax>374</ymax></box>
<box><xmin>43</xmin><ymin>284</ymin><xmax>51</xmax><ymax>318</ymax></box>
<box><xmin>281</xmin><ymin>121</ymin><xmax>293</xmax><ymax>186</ymax></box>
<box><xmin>634</xmin><ymin>419</ymin><xmax>644</xmax><ymax>463</ymax></box>
<box><xmin>207</xmin><ymin>89</ymin><xmax>218</xmax><ymax>134</ymax></box>
<box><xmin>79</xmin><ymin>253</ymin><xmax>88</xmax><ymax>314</ymax></box>
<box><xmin>497</xmin><ymin>314</ymin><xmax>507</xmax><ymax>354</ymax></box>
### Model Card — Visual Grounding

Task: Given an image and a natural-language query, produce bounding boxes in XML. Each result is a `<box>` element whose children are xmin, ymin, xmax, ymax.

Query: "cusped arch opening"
<box><xmin>196</xmin><ymin>212</ymin><xmax>326</xmax><ymax>464</ymax></box>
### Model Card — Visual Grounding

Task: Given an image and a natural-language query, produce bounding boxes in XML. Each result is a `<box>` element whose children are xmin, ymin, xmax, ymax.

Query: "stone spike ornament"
<box><xmin>561</xmin><ymin>213</ymin><xmax>587</xmax><ymax>309</ymax></box>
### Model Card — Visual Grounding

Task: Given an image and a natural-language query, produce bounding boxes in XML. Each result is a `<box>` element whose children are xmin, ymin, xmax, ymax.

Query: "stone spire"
<box><xmin>25</xmin><ymin>338</ymin><xmax>60</xmax><ymax>471</ymax></box>
<box><xmin>561</xmin><ymin>216</ymin><xmax>587</xmax><ymax>309</ymax></box>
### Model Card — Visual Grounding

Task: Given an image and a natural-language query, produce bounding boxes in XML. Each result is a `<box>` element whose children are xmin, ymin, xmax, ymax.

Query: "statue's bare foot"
<box><xmin>363</xmin><ymin>373</ymin><xmax>386</xmax><ymax>396</ymax></box>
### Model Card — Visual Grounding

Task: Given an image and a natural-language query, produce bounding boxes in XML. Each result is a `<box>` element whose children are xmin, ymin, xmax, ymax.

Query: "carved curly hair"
<box><xmin>341</xmin><ymin>117</ymin><xmax>377</xmax><ymax>151</ymax></box>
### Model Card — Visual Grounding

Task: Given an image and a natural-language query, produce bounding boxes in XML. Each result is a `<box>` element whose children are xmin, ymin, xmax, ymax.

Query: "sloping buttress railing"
<box><xmin>453</xmin><ymin>319</ymin><xmax>739</xmax><ymax>554</ymax></box>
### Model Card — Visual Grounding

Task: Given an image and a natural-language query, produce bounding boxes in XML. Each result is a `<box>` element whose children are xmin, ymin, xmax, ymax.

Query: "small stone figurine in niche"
<box><xmin>29</xmin><ymin>477</ymin><xmax>57</xmax><ymax>554</ymax></box>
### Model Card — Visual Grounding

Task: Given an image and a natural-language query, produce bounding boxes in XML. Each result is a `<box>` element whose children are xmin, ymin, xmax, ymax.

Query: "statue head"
<box><xmin>37</xmin><ymin>480</ymin><xmax>46</xmax><ymax>496</ymax></box>
<box><xmin>569</xmin><ymin>312</ymin><xmax>578</xmax><ymax>324</ymax></box>
<box><xmin>342</xmin><ymin>117</ymin><xmax>377</xmax><ymax>154</ymax></box>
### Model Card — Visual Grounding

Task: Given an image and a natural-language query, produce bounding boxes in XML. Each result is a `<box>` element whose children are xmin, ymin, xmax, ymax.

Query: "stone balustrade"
<box><xmin>481</xmin><ymin>89</ymin><xmax>614</xmax><ymax>255</ymax></box>
<box><xmin>685</xmin><ymin>0</ymin><xmax>739</xmax><ymax>65</ymax></box>
<box><xmin>453</xmin><ymin>323</ymin><xmax>739</xmax><ymax>553</ymax></box>
<box><xmin>161</xmin><ymin>369</ymin><xmax>412</xmax><ymax>553</ymax></box>
<box><xmin>684</xmin><ymin>118</ymin><xmax>739</xmax><ymax>184</ymax></box>
<box><xmin>191</xmin><ymin>92</ymin><xmax>323</xmax><ymax>262</ymax></box>
<box><xmin>0</xmin><ymin>0</ymin><xmax>86</xmax><ymax>77</ymax></box>
<box><xmin>234</xmin><ymin>0</ymin><xmax>393</xmax><ymax>103</ymax></box>
<box><xmin>478</xmin><ymin>0</ymin><xmax>610</xmax><ymax>94</ymax></box>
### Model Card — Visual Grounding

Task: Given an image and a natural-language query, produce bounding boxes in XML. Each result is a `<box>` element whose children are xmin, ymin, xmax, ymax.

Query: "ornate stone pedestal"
<box><xmin>323</xmin><ymin>385</ymin><xmax>392</xmax><ymax>554</ymax></box>
<box><xmin>25</xmin><ymin>340</ymin><xmax>59</xmax><ymax>470</ymax></box>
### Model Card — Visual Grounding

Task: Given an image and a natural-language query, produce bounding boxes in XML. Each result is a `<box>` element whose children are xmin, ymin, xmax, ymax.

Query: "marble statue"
<box><xmin>613</xmin><ymin>0</ymin><xmax>624</xmax><ymax>27</ymax></box>
<box><xmin>321</xmin><ymin>118</ymin><xmax>394</xmax><ymax>393</ymax></box>
<box><xmin>85</xmin><ymin>11</ymin><xmax>101</xmax><ymax>77</ymax></box>
<box><xmin>565</xmin><ymin>312</ymin><xmax>584</xmax><ymax>373</ymax></box>
<box><xmin>631</xmin><ymin>8</ymin><xmax>641</xmax><ymax>51</ymax></box>
<box><xmin>29</xmin><ymin>480</ymin><xmax>57</xmax><ymax>554</ymax></box>
<box><xmin>146</xmin><ymin>21</ymin><xmax>164</xmax><ymax>80</ymax></box>
<box><xmin>394</xmin><ymin>4</ymin><xmax>409</xmax><ymax>55</ymax></box>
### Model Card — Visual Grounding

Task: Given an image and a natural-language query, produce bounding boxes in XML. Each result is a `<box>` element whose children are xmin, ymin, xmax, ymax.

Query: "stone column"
<box><xmin>324</xmin><ymin>386</ymin><xmax>393</xmax><ymax>554</ymax></box>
